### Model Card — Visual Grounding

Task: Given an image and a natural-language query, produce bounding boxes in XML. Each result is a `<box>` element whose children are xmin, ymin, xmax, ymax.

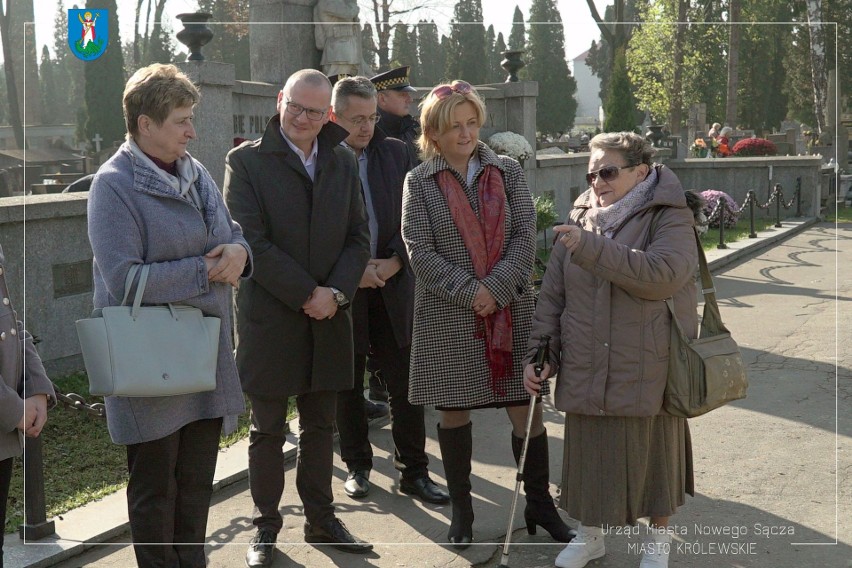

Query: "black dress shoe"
<box><xmin>245</xmin><ymin>528</ymin><xmax>276</xmax><ymax>567</ymax></box>
<box><xmin>304</xmin><ymin>518</ymin><xmax>373</xmax><ymax>553</ymax></box>
<box><xmin>399</xmin><ymin>475</ymin><xmax>451</xmax><ymax>504</ymax></box>
<box><xmin>343</xmin><ymin>469</ymin><xmax>371</xmax><ymax>498</ymax></box>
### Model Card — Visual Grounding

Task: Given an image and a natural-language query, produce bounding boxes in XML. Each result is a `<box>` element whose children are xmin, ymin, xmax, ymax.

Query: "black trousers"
<box><xmin>336</xmin><ymin>289</ymin><xmax>428</xmax><ymax>480</ymax></box>
<box><xmin>248</xmin><ymin>390</ymin><xmax>337</xmax><ymax>532</ymax></box>
<box><xmin>1</xmin><ymin>457</ymin><xmax>13</xmax><ymax>568</ymax></box>
<box><xmin>125</xmin><ymin>417</ymin><xmax>223</xmax><ymax>568</ymax></box>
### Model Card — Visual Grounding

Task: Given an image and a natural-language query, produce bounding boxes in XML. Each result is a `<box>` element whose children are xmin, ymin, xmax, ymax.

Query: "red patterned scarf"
<box><xmin>436</xmin><ymin>165</ymin><xmax>512</xmax><ymax>395</ymax></box>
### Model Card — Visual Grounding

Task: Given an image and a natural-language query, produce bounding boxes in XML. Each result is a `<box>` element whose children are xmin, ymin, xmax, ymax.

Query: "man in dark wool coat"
<box><xmin>223</xmin><ymin>68</ymin><xmax>372</xmax><ymax>567</ymax></box>
<box><xmin>328</xmin><ymin>75</ymin><xmax>450</xmax><ymax>506</ymax></box>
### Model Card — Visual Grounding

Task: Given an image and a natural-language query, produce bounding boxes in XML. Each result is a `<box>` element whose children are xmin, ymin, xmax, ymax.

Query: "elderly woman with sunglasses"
<box><xmin>401</xmin><ymin>80</ymin><xmax>574</xmax><ymax>549</ymax></box>
<box><xmin>524</xmin><ymin>131</ymin><xmax>699</xmax><ymax>568</ymax></box>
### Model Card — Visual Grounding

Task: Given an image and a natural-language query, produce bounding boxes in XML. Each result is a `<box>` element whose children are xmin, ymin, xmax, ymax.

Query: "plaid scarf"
<box><xmin>437</xmin><ymin>165</ymin><xmax>512</xmax><ymax>395</ymax></box>
<box><xmin>587</xmin><ymin>167</ymin><xmax>658</xmax><ymax>236</ymax></box>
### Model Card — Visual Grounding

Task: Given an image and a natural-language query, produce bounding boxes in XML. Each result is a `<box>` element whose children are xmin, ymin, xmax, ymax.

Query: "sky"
<box><xmin>29</xmin><ymin>0</ymin><xmax>606</xmax><ymax>69</ymax></box>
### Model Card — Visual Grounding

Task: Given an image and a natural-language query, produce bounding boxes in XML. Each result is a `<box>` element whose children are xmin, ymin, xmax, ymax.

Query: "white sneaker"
<box><xmin>639</xmin><ymin>529</ymin><xmax>672</xmax><ymax>568</ymax></box>
<box><xmin>554</xmin><ymin>524</ymin><xmax>605</xmax><ymax>568</ymax></box>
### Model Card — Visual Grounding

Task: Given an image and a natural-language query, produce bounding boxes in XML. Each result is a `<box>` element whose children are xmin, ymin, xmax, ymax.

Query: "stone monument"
<box><xmin>313</xmin><ymin>0</ymin><xmax>368</xmax><ymax>76</ymax></box>
<box><xmin>249</xmin><ymin>0</ymin><xmax>321</xmax><ymax>85</ymax></box>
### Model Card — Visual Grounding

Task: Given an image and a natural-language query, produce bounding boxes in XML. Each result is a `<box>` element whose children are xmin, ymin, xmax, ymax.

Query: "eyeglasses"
<box><xmin>283</xmin><ymin>99</ymin><xmax>327</xmax><ymax>121</ymax></box>
<box><xmin>341</xmin><ymin>113</ymin><xmax>381</xmax><ymax>127</ymax></box>
<box><xmin>431</xmin><ymin>80</ymin><xmax>473</xmax><ymax>100</ymax></box>
<box><xmin>585</xmin><ymin>164</ymin><xmax>636</xmax><ymax>185</ymax></box>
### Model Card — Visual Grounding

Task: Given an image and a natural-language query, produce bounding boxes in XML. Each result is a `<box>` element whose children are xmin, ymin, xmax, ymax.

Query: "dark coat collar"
<box><xmin>257</xmin><ymin>116</ymin><xmax>350</xmax><ymax>155</ymax></box>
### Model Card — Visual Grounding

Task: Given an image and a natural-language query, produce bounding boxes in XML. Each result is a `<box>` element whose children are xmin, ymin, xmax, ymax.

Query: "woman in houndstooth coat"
<box><xmin>401</xmin><ymin>81</ymin><xmax>574</xmax><ymax>549</ymax></box>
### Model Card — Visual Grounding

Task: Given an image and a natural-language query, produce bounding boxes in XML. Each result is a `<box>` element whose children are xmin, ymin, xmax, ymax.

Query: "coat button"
<box><xmin>2</xmin><ymin>298</ymin><xmax>8</xmax><ymax>305</ymax></box>
<box><xmin>603</xmin><ymin>342</ymin><xmax>609</xmax><ymax>347</ymax></box>
<box><xmin>0</xmin><ymin>267</ymin><xmax>4</xmax><ymax>275</ymax></box>
<box><xmin>0</xmin><ymin>332</ymin><xmax>5</xmax><ymax>340</ymax></box>
<box><xmin>9</xmin><ymin>328</ymin><xmax>15</xmax><ymax>336</ymax></box>
<box><xmin>212</xmin><ymin>228</ymin><xmax>218</xmax><ymax>236</ymax></box>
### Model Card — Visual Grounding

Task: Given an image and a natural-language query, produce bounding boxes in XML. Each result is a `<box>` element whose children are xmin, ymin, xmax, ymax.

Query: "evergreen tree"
<box><xmin>585</xmin><ymin>0</ymin><xmax>641</xmax><ymax>108</ymax></box>
<box><xmin>445</xmin><ymin>0</ymin><xmax>487</xmax><ymax>83</ymax></box>
<box><xmin>526</xmin><ymin>0</ymin><xmax>577</xmax><ymax>134</ymax></box>
<box><xmin>439</xmin><ymin>34</ymin><xmax>449</xmax><ymax>83</ymax></box>
<box><xmin>494</xmin><ymin>32</ymin><xmax>507</xmax><ymax>83</ymax></box>
<box><xmin>54</xmin><ymin>0</ymin><xmax>85</xmax><ymax>130</ymax></box>
<box><xmin>408</xmin><ymin>26</ymin><xmax>420</xmax><ymax>85</ymax></box>
<box><xmin>362</xmin><ymin>23</ymin><xmax>377</xmax><ymax>73</ymax></box>
<box><xmin>603</xmin><ymin>48</ymin><xmax>634</xmax><ymax>132</ymax></box>
<box><xmin>508</xmin><ymin>5</ymin><xmax>526</xmax><ymax>51</ymax></box>
<box><xmin>417</xmin><ymin>21</ymin><xmax>443</xmax><ymax>87</ymax></box>
<box><xmin>389</xmin><ymin>22</ymin><xmax>419</xmax><ymax>82</ymax></box>
<box><xmin>83</xmin><ymin>0</ymin><xmax>126</xmax><ymax>148</ymax></box>
<box><xmin>40</xmin><ymin>46</ymin><xmax>58</xmax><ymax>125</ymax></box>
<box><xmin>485</xmin><ymin>25</ymin><xmax>496</xmax><ymax>82</ymax></box>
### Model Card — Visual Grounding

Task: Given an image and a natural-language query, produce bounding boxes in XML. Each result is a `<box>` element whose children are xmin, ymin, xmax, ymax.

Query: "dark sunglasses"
<box><xmin>431</xmin><ymin>80</ymin><xmax>473</xmax><ymax>100</ymax></box>
<box><xmin>585</xmin><ymin>164</ymin><xmax>636</xmax><ymax>185</ymax></box>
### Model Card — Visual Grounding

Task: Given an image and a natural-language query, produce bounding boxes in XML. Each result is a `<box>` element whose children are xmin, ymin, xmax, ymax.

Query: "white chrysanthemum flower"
<box><xmin>487</xmin><ymin>131</ymin><xmax>533</xmax><ymax>162</ymax></box>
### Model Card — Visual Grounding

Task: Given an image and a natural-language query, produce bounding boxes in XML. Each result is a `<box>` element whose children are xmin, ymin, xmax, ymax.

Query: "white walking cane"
<box><xmin>500</xmin><ymin>335</ymin><xmax>550</xmax><ymax>567</ymax></box>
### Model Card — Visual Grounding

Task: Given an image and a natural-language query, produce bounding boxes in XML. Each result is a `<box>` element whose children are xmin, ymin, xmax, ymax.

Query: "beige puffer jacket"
<box><xmin>528</xmin><ymin>165</ymin><xmax>698</xmax><ymax>417</ymax></box>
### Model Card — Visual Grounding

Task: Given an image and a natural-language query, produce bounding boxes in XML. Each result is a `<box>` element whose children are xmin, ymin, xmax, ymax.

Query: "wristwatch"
<box><xmin>329</xmin><ymin>287</ymin><xmax>350</xmax><ymax>309</ymax></box>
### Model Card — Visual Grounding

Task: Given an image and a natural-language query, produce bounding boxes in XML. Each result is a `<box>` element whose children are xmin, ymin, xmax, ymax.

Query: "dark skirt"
<box><xmin>560</xmin><ymin>413</ymin><xmax>694</xmax><ymax>527</ymax></box>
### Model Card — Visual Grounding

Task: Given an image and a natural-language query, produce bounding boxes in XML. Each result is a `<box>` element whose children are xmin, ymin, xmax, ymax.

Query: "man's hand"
<box><xmin>18</xmin><ymin>394</ymin><xmax>48</xmax><ymax>438</ymax></box>
<box><xmin>302</xmin><ymin>287</ymin><xmax>339</xmax><ymax>320</ymax></box>
<box><xmin>370</xmin><ymin>256</ymin><xmax>403</xmax><ymax>282</ymax></box>
<box><xmin>205</xmin><ymin>244</ymin><xmax>248</xmax><ymax>288</ymax></box>
<box><xmin>359</xmin><ymin>264</ymin><xmax>385</xmax><ymax>289</ymax></box>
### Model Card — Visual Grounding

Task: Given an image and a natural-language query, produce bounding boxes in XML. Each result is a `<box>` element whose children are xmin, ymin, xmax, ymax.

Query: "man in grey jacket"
<box><xmin>224</xmin><ymin>69</ymin><xmax>372</xmax><ymax>567</ymax></box>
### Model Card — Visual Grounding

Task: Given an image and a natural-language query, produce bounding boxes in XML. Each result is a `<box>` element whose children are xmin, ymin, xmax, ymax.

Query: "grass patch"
<box><xmin>824</xmin><ymin>206</ymin><xmax>852</xmax><ymax>223</ymax></box>
<box><xmin>698</xmin><ymin>216</ymin><xmax>779</xmax><ymax>251</ymax></box>
<box><xmin>4</xmin><ymin>372</ymin><xmax>296</xmax><ymax>535</ymax></box>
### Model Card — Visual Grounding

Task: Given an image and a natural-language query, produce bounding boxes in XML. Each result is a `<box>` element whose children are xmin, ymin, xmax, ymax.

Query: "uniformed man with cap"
<box><xmin>371</xmin><ymin>66</ymin><xmax>420</xmax><ymax>165</ymax></box>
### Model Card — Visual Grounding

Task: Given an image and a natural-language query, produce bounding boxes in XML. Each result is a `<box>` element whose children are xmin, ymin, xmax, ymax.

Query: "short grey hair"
<box><xmin>589</xmin><ymin>131</ymin><xmax>656</xmax><ymax>167</ymax></box>
<box><xmin>282</xmin><ymin>69</ymin><xmax>331</xmax><ymax>98</ymax></box>
<box><xmin>332</xmin><ymin>76</ymin><xmax>377</xmax><ymax>114</ymax></box>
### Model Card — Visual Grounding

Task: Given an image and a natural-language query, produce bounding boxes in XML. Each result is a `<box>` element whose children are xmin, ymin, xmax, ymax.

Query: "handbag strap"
<box><xmin>121</xmin><ymin>265</ymin><xmax>140</xmax><ymax>306</ymax></box>
<box><xmin>120</xmin><ymin>264</ymin><xmax>151</xmax><ymax>318</ymax></box>
<box><xmin>665</xmin><ymin>229</ymin><xmax>729</xmax><ymax>338</ymax></box>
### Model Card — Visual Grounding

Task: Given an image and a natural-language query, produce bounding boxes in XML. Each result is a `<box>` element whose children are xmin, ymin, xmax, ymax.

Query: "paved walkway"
<box><xmin>6</xmin><ymin>218</ymin><xmax>851</xmax><ymax>567</ymax></box>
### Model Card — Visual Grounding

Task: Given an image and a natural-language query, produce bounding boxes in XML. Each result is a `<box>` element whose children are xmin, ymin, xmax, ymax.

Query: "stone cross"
<box><xmin>92</xmin><ymin>133</ymin><xmax>103</xmax><ymax>153</ymax></box>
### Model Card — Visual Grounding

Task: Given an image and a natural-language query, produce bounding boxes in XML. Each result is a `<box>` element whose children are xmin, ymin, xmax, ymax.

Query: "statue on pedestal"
<box><xmin>314</xmin><ymin>0</ymin><xmax>370</xmax><ymax>76</ymax></box>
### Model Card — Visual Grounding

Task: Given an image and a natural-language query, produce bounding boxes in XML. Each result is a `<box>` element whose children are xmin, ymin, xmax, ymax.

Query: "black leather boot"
<box><xmin>511</xmin><ymin>430</ymin><xmax>576</xmax><ymax>543</ymax></box>
<box><xmin>437</xmin><ymin>422</ymin><xmax>474</xmax><ymax>549</ymax></box>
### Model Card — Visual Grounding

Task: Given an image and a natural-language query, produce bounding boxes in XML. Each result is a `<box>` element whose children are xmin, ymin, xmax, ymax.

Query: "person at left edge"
<box><xmin>223</xmin><ymin>69</ymin><xmax>373</xmax><ymax>567</ymax></box>
<box><xmin>327</xmin><ymin>75</ymin><xmax>450</xmax><ymax>505</ymax></box>
<box><xmin>87</xmin><ymin>63</ymin><xmax>252</xmax><ymax>568</ymax></box>
<box><xmin>0</xmin><ymin>244</ymin><xmax>56</xmax><ymax>568</ymax></box>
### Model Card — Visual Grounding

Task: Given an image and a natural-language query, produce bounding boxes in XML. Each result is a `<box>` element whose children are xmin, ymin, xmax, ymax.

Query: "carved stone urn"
<box><xmin>501</xmin><ymin>50</ymin><xmax>526</xmax><ymax>83</ymax></box>
<box><xmin>176</xmin><ymin>12</ymin><xmax>214</xmax><ymax>62</ymax></box>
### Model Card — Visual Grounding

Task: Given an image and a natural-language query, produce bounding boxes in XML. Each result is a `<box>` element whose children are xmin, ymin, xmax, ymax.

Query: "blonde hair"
<box><xmin>123</xmin><ymin>64</ymin><xmax>199</xmax><ymax>140</ymax></box>
<box><xmin>416</xmin><ymin>83</ymin><xmax>486</xmax><ymax>161</ymax></box>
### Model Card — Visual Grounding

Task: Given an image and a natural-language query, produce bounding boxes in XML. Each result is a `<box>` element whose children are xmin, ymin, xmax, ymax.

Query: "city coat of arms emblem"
<box><xmin>68</xmin><ymin>9</ymin><xmax>109</xmax><ymax>61</ymax></box>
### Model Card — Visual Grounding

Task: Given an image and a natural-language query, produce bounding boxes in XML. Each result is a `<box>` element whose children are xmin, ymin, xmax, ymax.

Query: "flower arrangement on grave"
<box><xmin>487</xmin><ymin>131</ymin><xmax>533</xmax><ymax>163</ymax></box>
<box><xmin>731</xmin><ymin>137</ymin><xmax>777</xmax><ymax>157</ymax></box>
<box><xmin>690</xmin><ymin>137</ymin><xmax>719</xmax><ymax>157</ymax></box>
<box><xmin>699</xmin><ymin>189</ymin><xmax>740</xmax><ymax>228</ymax></box>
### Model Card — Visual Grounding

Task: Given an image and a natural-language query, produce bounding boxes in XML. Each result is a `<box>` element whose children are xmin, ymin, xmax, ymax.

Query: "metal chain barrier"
<box><xmin>703</xmin><ymin>182</ymin><xmax>801</xmax><ymax>249</ymax></box>
<box><xmin>52</xmin><ymin>382</ymin><xmax>106</xmax><ymax>418</ymax></box>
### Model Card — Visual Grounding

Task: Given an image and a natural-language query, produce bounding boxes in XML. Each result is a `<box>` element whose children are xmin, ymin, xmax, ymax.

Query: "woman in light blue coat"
<box><xmin>87</xmin><ymin>63</ymin><xmax>251</xmax><ymax>568</ymax></box>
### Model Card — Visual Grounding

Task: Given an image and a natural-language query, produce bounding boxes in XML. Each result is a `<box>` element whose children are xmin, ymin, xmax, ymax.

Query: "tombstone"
<box><xmin>687</xmin><ymin>103</ymin><xmax>707</xmax><ymax>148</ymax></box>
